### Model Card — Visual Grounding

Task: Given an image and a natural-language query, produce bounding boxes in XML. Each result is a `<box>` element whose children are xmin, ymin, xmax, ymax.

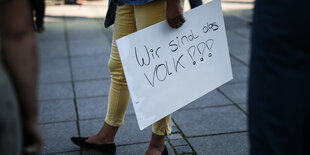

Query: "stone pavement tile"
<box><xmin>40</xmin><ymin>122</ymin><xmax>79</xmax><ymax>154</ymax></box>
<box><xmin>118</xmin><ymin>143</ymin><xmax>175</xmax><ymax>155</ymax></box>
<box><xmin>79</xmin><ymin>119</ymin><xmax>104</xmax><ymax>138</ymax></box>
<box><xmin>39</xmin><ymin>99</ymin><xmax>76</xmax><ymax>123</ymax></box>
<box><xmin>74</xmin><ymin>79</ymin><xmax>110</xmax><ymax>98</ymax></box>
<box><xmin>188</xmin><ymin>132</ymin><xmax>249</xmax><ymax>155</ymax></box>
<box><xmin>77</xmin><ymin>96</ymin><xmax>136</xmax><ymax>120</ymax></box>
<box><xmin>39</xmin><ymin>68</ymin><xmax>71</xmax><ymax>84</ymax></box>
<box><xmin>224</xmin><ymin>16</ymin><xmax>248</xmax><ymax>30</ymax></box>
<box><xmin>238</xmin><ymin>103</ymin><xmax>248</xmax><ymax>113</ymax></box>
<box><xmin>242</xmin><ymin>10</ymin><xmax>254</xmax><ymax>22</ymax></box>
<box><xmin>101</xmin><ymin>26</ymin><xmax>113</xmax><ymax>44</ymax></box>
<box><xmin>219</xmin><ymin>82</ymin><xmax>247</xmax><ymax>104</ymax></box>
<box><xmin>173</xmin><ymin>106</ymin><xmax>247</xmax><ymax>137</ymax></box>
<box><xmin>79</xmin><ymin>115</ymin><xmax>152</xmax><ymax>145</ymax></box>
<box><xmin>70</xmin><ymin>54</ymin><xmax>109</xmax><ymax>69</ymax></box>
<box><xmin>174</xmin><ymin>145</ymin><xmax>193</xmax><ymax>154</ymax></box>
<box><xmin>117</xmin><ymin>143</ymin><xmax>151</xmax><ymax>155</ymax></box>
<box><xmin>232</xmin><ymin>28</ymin><xmax>251</xmax><ymax>39</ymax></box>
<box><xmin>66</xmin><ymin>20</ymin><xmax>104</xmax><ymax>41</ymax></box>
<box><xmin>82</xmin><ymin>142</ymin><xmax>175</xmax><ymax>155</ymax></box>
<box><xmin>171</xmin><ymin>123</ymin><xmax>180</xmax><ymax>134</ymax></box>
<box><xmin>39</xmin><ymin>58</ymin><xmax>71</xmax><ymax>83</ymax></box>
<box><xmin>232</xmin><ymin>50</ymin><xmax>250</xmax><ymax>65</ymax></box>
<box><xmin>229</xmin><ymin>53</ymin><xmax>250</xmax><ymax>65</ymax></box>
<box><xmin>38</xmin><ymin>40</ymin><xmax>68</xmax><ymax>59</ymax></box>
<box><xmin>39</xmin><ymin>83</ymin><xmax>74</xmax><ymax>100</ymax></box>
<box><xmin>72</xmin><ymin>65</ymin><xmax>110</xmax><ymax>81</ymax></box>
<box><xmin>167</xmin><ymin>143</ymin><xmax>176</xmax><ymax>155</ymax></box>
<box><xmin>229</xmin><ymin>66</ymin><xmax>248</xmax><ymax>84</ymax></box>
<box><xmin>235</xmin><ymin>53</ymin><xmax>250</xmax><ymax>65</ymax></box>
<box><xmin>226</xmin><ymin>31</ymin><xmax>249</xmax><ymax>54</ymax></box>
<box><xmin>125</xmin><ymin>101</ymin><xmax>136</xmax><ymax>116</ymax></box>
<box><xmin>170</xmin><ymin>139</ymin><xmax>187</xmax><ymax>146</ymax></box>
<box><xmin>48</xmin><ymin>151</ymin><xmax>80</xmax><ymax>155</ymax></box>
<box><xmin>182</xmin><ymin>90</ymin><xmax>232</xmax><ymax>110</ymax></box>
<box><xmin>168</xmin><ymin>133</ymin><xmax>183</xmax><ymax>140</ymax></box>
<box><xmin>82</xmin><ymin>149</ymin><xmax>107</xmax><ymax>155</ymax></box>
<box><xmin>40</xmin><ymin>57</ymin><xmax>70</xmax><ymax>71</ymax></box>
<box><xmin>69</xmin><ymin>38</ymin><xmax>111</xmax><ymax>57</ymax></box>
<box><xmin>230</xmin><ymin>57</ymin><xmax>246</xmax><ymax>67</ymax></box>
<box><xmin>36</xmin><ymin>22</ymin><xmax>66</xmax><ymax>43</ymax></box>
<box><xmin>226</xmin><ymin>31</ymin><xmax>249</xmax><ymax>56</ymax></box>
<box><xmin>77</xmin><ymin>96</ymin><xmax>107</xmax><ymax>120</ymax></box>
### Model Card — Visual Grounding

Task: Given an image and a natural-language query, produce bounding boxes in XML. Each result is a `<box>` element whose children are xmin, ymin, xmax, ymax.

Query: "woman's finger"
<box><xmin>167</xmin><ymin>19</ymin><xmax>175</xmax><ymax>28</ymax></box>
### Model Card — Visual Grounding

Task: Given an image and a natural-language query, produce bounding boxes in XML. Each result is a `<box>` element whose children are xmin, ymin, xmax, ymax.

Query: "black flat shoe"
<box><xmin>161</xmin><ymin>145</ymin><xmax>168</xmax><ymax>155</ymax></box>
<box><xmin>71</xmin><ymin>137</ymin><xmax>116</xmax><ymax>154</ymax></box>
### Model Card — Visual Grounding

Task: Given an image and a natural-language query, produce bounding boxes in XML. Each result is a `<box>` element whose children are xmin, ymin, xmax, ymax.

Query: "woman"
<box><xmin>71</xmin><ymin>0</ymin><xmax>185</xmax><ymax>154</ymax></box>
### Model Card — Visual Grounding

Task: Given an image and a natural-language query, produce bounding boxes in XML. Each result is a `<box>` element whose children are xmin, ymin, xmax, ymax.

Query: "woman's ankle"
<box><xmin>85</xmin><ymin>133</ymin><xmax>114</xmax><ymax>144</ymax></box>
<box><xmin>97</xmin><ymin>133</ymin><xmax>116</xmax><ymax>144</ymax></box>
<box><xmin>85</xmin><ymin>123</ymin><xmax>118</xmax><ymax>144</ymax></box>
<box><xmin>100</xmin><ymin>122</ymin><xmax>118</xmax><ymax>141</ymax></box>
<box><xmin>144</xmin><ymin>133</ymin><xmax>166</xmax><ymax>154</ymax></box>
<box><xmin>145</xmin><ymin>144</ymin><xmax>166</xmax><ymax>155</ymax></box>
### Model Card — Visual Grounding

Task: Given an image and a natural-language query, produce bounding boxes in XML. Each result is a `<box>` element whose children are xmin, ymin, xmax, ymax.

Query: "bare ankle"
<box><xmin>96</xmin><ymin>133</ymin><xmax>114</xmax><ymax>144</ymax></box>
<box><xmin>149</xmin><ymin>133</ymin><xmax>165</xmax><ymax>148</ymax></box>
<box><xmin>144</xmin><ymin>133</ymin><xmax>166</xmax><ymax>155</ymax></box>
<box><xmin>145</xmin><ymin>145</ymin><xmax>165</xmax><ymax>155</ymax></box>
<box><xmin>86</xmin><ymin>133</ymin><xmax>114</xmax><ymax>144</ymax></box>
<box><xmin>149</xmin><ymin>142</ymin><xmax>165</xmax><ymax>150</ymax></box>
<box><xmin>87</xmin><ymin>122</ymin><xmax>118</xmax><ymax>144</ymax></box>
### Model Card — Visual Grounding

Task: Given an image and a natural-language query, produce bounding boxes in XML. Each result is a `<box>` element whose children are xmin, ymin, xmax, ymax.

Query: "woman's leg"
<box><xmin>86</xmin><ymin>3</ymin><xmax>137</xmax><ymax>144</ymax></box>
<box><xmin>134</xmin><ymin>0</ymin><xmax>172</xmax><ymax>154</ymax></box>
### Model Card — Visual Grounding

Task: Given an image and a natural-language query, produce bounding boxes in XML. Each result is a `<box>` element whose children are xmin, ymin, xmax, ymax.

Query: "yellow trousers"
<box><xmin>105</xmin><ymin>0</ymin><xmax>171</xmax><ymax>136</ymax></box>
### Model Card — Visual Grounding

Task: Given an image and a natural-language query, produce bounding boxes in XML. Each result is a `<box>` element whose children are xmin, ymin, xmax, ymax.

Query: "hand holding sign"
<box><xmin>166</xmin><ymin>0</ymin><xmax>186</xmax><ymax>28</ymax></box>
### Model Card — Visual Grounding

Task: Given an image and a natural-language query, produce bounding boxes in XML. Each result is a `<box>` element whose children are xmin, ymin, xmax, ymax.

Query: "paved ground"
<box><xmin>38</xmin><ymin>0</ymin><xmax>253</xmax><ymax>154</ymax></box>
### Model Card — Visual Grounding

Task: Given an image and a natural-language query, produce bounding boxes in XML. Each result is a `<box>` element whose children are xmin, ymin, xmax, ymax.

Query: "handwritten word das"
<box><xmin>203</xmin><ymin>22</ymin><xmax>219</xmax><ymax>34</ymax></box>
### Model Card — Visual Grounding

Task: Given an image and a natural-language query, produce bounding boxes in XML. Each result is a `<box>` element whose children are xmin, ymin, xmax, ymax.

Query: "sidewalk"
<box><xmin>38</xmin><ymin>0</ymin><xmax>253</xmax><ymax>154</ymax></box>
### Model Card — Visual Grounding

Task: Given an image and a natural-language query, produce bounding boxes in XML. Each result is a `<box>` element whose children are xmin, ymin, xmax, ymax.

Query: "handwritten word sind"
<box><xmin>168</xmin><ymin>30</ymin><xmax>199</xmax><ymax>53</ymax></box>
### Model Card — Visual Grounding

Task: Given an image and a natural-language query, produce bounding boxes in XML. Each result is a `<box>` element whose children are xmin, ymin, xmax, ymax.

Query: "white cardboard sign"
<box><xmin>116</xmin><ymin>0</ymin><xmax>233</xmax><ymax>130</ymax></box>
